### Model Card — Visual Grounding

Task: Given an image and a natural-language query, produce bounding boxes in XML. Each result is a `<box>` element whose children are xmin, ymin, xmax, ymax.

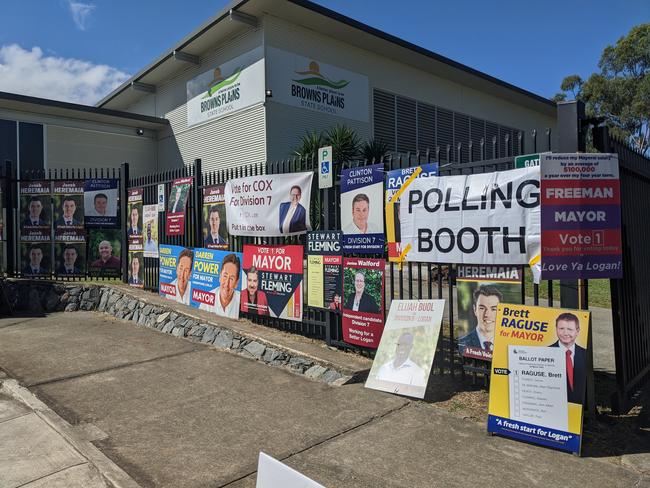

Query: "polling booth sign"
<box><xmin>401</xmin><ymin>167</ymin><xmax>540</xmax><ymax>265</ymax></box>
<box><xmin>487</xmin><ymin>303</ymin><xmax>591</xmax><ymax>455</ymax></box>
<box><xmin>306</xmin><ymin>231</ymin><xmax>342</xmax><ymax>311</ymax></box>
<box><xmin>540</xmin><ymin>153</ymin><xmax>622</xmax><ymax>279</ymax></box>
<box><xmin>191</xmin><ymin>248</ymin><xmax>244</xmax><ymax>319</ymax></box>
<box><xmin>225</xmin><ymin>173</ymin><xmax>313</xmax><ymax>237</ymax></box>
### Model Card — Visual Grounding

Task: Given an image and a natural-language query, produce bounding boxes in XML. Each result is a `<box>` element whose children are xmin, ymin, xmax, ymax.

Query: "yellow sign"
<box><xmin>307</xmin><ymin>255</ymin><xmax>324</xmax><ymax>308</ymax></box>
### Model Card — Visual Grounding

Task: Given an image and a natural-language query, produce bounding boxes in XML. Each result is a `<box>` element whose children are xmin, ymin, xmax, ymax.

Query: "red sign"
<box><xmin>166</xmin><ymin>177</ymin><xmax>192</xmax><ymax>236</ymax></box>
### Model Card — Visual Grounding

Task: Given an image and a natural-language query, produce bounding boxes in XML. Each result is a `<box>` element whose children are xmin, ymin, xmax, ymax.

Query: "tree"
<box><xmin>324</xmin><ymin>124</ymin><xmax>361</xmax><ymax>163</ymax></box>
<box><xmin>554</xmin><ymin>23</ymin><xmax>650</xmax><ymax>154</ymax></box>
<box><xmin>360</xmin><ymin>138</ymin><xmax>389</xmax><ymax>162</ymax></box>
<box><xmin>293</xmin><ymin>130</ymin><xmax>326</xmax><ymax>160</ymax></box>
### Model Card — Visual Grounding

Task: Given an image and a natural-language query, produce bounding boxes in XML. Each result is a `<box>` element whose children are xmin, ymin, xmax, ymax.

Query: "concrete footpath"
<box><xmin>0</xmin><ymin>311</ymin><xmax>648</xmax><ymax>488</ymax></box>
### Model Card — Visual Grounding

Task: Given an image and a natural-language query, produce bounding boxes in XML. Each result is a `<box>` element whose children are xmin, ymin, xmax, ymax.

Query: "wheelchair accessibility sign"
<box><xmin>318</xmin><ymin>146</ymin><xmax>333</xmax><ymax>189</ymax></box>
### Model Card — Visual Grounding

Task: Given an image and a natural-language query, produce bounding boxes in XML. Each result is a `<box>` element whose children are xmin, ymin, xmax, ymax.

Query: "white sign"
<box><xmin>401</xmin><ymin>167</ymin><xmax>540</xmax><ymax>265</ymax></box>
<box><xmin>318</xmin><ymin>145</ymin><xmax>333</xmax><ymax>189</ymax></box>
<box><xmin>365</xmin><ymin>300</ymin><xmax>444</xmax><ymax>399</ymax></box>
<box><xmin>157</xmin><ymin>184</ymin><xmax>165</xmax><ymax>211</ymax></box>
<box><xmin>508</xmin><ymin>345</ymin><xmax>568</xmax><ymax>432</ymax></box>
<box><xmin>225</xmin><ymin>172</ymin><xmax>314</xmax><ymax>236</ymax></box>
<box><xmin>266</xmin><ymin>47</ymin><xmax>369</xmax><ymax>122</ymax></box>
<box><xmin>186</xmin><ymin>47</ymin><xmax>265</xmax><ymax>127</ymax></box>
<box><xmin>142</xmin><ymin>205</ymin><xmax>159</xmax><ymax>258</ymax></box>
<box><xmin>256</xmin><ymin>452</ymin><xmax>324</xmax><ymax>488</ymax></box>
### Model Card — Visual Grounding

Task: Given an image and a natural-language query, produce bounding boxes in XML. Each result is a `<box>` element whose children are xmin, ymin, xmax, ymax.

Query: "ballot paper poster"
<box><xmin>225</xmin><ymin>172</ymin><xmax>313</xmax><ymax>237</ymax></box>
<box><xmin>540</xmin><ymin>153</ymin><xmax>622</xmax><ymax>279</ymax></box>
<box><xmin>365</xmin><ymin>299</ymin><xmax>444</xmax><ymax>399</ymax></box>
<box><xmin>385</xmin><ymin>164</ymin><xmax>438</xmax><ymax>262</ymax></box>
<box><xmin>401</xmin><ymin>166</ymin><xmax>540</xmax><ymax>265</ymax></box>
<box><xmin>487</xmin><ymin>303</ymin><xmax>591</xmax><ymax>454</ymax></box>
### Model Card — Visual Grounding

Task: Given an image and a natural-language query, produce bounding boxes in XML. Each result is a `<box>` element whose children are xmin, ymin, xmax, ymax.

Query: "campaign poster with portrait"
<box><xmin>306</xmin><ymin>231</ymin><xmax>342</xmax><ymax>311</ymax></box>
<box><xmin>52</xmin><ymin>181</ymin><xmax>84</xmax><ymax>242</ymax></box>
<box><xmin>20</xmin><ymin>181</ymin><xmax>51</xmax><ymax>242</ymax></box>
<box><xmin>84</xmin><ymin>179</ymin><xmax>118</xmax><ymax>227</ymax></box>
<box><xmin>190</xmin><ymin>248</ymin><xmax>244</xmax><ymax>319</ymax></box>
<box><xmin>225</xmin><ymin>172</ymin><xmax>313</xmax><ymax>237</ymax></box>
<box><xmin>127</xmin><ymin>188</ymin><xmax>143</xmax><ymax>249</ymax></box>
<box><xmin>456</xmin><ymin>265</ymin><xmax>523</xmax><ymax>362</ymax></box>
<box><xmin>54</xmin><ymin>242</ymin><xmax>85</xmax><ymax>277</ymax></box>
<box><xmin>342</xmin><ymin>257</ymin><xmax>385</xmax><ymax>348</ymax></box>
<box><xmin>159</xmin><ymin>245</ymin><xmax>194</xmax><ymax>305</ymax></box>
<box><xmin>142</xmin><ymin>205</ymin><xmax>159</xmax><ymax>258</ymax></box>
<box><xmin>242</xmin><ymin>244</ymin><xmax>303</xmax><ymax>321</ymax></box>
<box><xmin>128</xmin><ymin>250</ymin><xmax>144</xmax><ymax>288</ymax></box>
<box><xmin>340</xmin><ymin>164</ymin><xmax>384</xmax><ymax>253</ymax></box>
<box><xmin>202</xmin><ymin>185</ymin><xmax>228</xmax><ymax>249</ymax></box>
<box><xmin>385</xmin><ymin>164</ymin><xmax>438</xmax><ymax>262</ymax></box>
<box><xmin>488</xmin><ymin>304</ymin><xmax>591</xmax><ymax>455</ymax></box>
<box><xmin>20</xmin><ymin>242</ymin><xmax>51</xmax><ymax>277</ymax></box>
<box><xmin>87</xmin><ymin>229</ymin><xmax>121</xmax><ymax>278</ymax></box>
<box><xmin>166</xmin><ymin>177</ymin><xmax>192</xmax><ymax>236</ymax></box>
<box><xmin>366</xmin><ymin>299</ymin><xmax>445</xmax><ymax>398</ymax></box>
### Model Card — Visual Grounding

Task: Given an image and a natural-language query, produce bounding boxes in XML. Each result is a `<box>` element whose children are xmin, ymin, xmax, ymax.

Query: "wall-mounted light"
<box><xmin>265</xmin><ymin>89</ymin><xmax>273</xmax><ymax>98</ymax></box>
<box><xmin>136</xmin><ymin>128</ymin><xmax>144</xmax><ymax>136</ymax></box>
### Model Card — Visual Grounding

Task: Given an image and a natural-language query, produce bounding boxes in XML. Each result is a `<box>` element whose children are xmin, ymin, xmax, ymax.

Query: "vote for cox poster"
<box><xmin>242</xmin><ymin>244</ymin><xmax>303</xmax><ymax>322</ymax></box>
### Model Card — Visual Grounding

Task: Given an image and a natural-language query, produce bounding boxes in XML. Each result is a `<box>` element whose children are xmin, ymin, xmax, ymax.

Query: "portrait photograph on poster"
<box><xmin>52</xmin><ymin>181</ymin><xmax>84</xmax><ymax>242</ymax></box>
<box><xmin>366</xmin><ymin>299</ymin><xmax>444</xmax><ymax>399</ymax></box>
<box><xmin>84</xmin><ymin>179</ymin><xmax>118</xmax><ymax>227</ymax></box>
<box><xmin>87</xmin><ymin>229</ymin><xmax>121</xmax><ymax>278</ymax></box>
<box><xmin>128</xmin><ymin>251</ymin><xmax>144</xmax><ymax>287</ymax></box>
<box><xmin>202</xmin><ymin>185</ymin><xmax>228</xmax><ymax>249</ymax></box>
<box><xmin>487</xmin><ymin>303</ymin><xmax>591</xmax><ymax>455</ymax></box>
<box><xmin>159</xmin><ymin>245</ymin><xmax>193</xmax><ymax>305</ymax></box>
<box><xmin>20</xmin><ymin>242</ymin><xmax>51</xmax><ymax>276</ymax></box>
<box><xmin>127</xmin><ymin>188</ymin><xmax>143</xmax><ymax>248</ymax></box>
<box><xmin>54</xmin><ymin>242</ymin><xmax>85</xmax><ymax>277</ymax></box>
<box><xmin>191</xmin><ymin>248</ymin><xmax>244</xmax><ymax>319</ymax></box>
<box><xmin>456</xmin><ymin>265</ymin><xmax>523</xmax><ymax>361</ymax></box>
<box><xmin>166</xmin><ymin>178</ymin><xmax>192</xmax><ymax>236</ymax></box>
<box><xmin>143</xmin><ymin>205</ymin><xmax>159</xmax><ymax>258</ymax></box>
<box><xmin>20</xmin><ymin>181</ymin><xmax>51</xmax><ymax>242</ymax></box>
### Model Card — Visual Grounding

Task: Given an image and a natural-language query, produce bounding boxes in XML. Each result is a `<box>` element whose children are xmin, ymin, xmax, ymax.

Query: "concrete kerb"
<box><xmin>3</xmin><ymin>280</ymin><xmax>363</xmax><ymax>387</ymax></box>
<box><xmin>0</xmin><ymin>378</ymin><xmax>141</xmax><ymax>488</ymax></box>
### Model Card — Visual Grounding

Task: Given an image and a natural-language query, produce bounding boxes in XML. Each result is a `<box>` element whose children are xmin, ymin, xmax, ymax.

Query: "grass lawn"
<box><xmin>523</xmin><ymin>268</ymin><xmax>611</xmax><ymax>309</ymax></box>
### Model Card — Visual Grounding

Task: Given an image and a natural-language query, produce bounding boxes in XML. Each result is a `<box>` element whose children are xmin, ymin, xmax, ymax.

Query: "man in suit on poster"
<box><xmin>278</xmin><ymin>186</ymin><xmax>307</xmax><ymax>234</ymax></box>
<box><xmin>550</xmin><ymin>312</ymin><xmax>587</xmax><ymax>404</ymax></box>
<box><xmin>54</xmin><ymin>197</ymin><xmax>81</xmax><ymax>227</ymax></box>
<box><xmin>56</xmin><ymin>245</ymin><xmax>81</xmax><ymax>275</ymax></box>
<box><xmin>458</xmin><ymin>285</ymin><xmax>502</xmax><ymax>354</ymax></box>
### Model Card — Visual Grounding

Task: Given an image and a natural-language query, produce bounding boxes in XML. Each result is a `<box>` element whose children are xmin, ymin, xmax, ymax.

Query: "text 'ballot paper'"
<box><xmin>508</xmin><ymin>345</ymin><xmax>568</xmax><ymax>432</ymax></box>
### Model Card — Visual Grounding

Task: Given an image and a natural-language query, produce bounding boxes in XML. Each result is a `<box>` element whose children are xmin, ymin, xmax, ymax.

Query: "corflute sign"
<box><xmin>401</xmin><ymin>167</ymin><xmax>541</xmax><ymax>265</ymax></box>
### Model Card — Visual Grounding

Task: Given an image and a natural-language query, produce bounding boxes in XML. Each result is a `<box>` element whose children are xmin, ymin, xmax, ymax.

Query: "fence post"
<box><xmin>193</xmin><ymin>158</ymin><xmax>202</xmax><ymax>248</ymax></box>
<box><xmin>120</xmin><ymin>162</ymin><xmax>129</xmax><ymax>284</ymax></box>
<box><xmin>4</xmin><ymin>160</ymin><xmax>15</xmax><ymax>276</ymax></box>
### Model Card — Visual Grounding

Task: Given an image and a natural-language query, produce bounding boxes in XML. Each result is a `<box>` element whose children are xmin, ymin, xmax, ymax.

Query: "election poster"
<box><xmin>87</xmin><ymin>229</ymin><xmax>121</xmax><ymax>278</ymax></box>
<box><xmin>20</xmin><ymin>242</ymin><xmax>51</xmax><ymax>277</ymax></box>
<box><xmin>166</xmin><ymin>177</ymin><xmax>192</xmax><ymax>236</ymax></box>
<box><xmin>342</xmin><ymin>257</ymin><xmax>385</xmax><ymax>348</ymax></box>
<box><xmin>20</xmin><ymin>181</ymin><xmax>51</xmax><ymax>242</ymax></box>
<box><xmin>142</xmin><ymin>205</ymin><xmax>159</xmax><ymax>258</ymax></box>
<box><xmin>202</xmin><ymin>185</ymin><xmax>228</xmax><ymax>249</ymax></box>
<box><xmin>487</xmin><ymin>303</ymin><xmax>591</xmax><ymax>455</ymax></box>
<box><xmin>341</xmin><ymin>164</ymin><xmax>384</xmax><ymax>253</ymax></box>
<box><xmin>84</xmin><ymin>179</ymin><xmax>118</xmax><ymax>227</ymax></box>
<box><xmin>159</xmin><ymin>245</ymin><xmax>193</xmax><ymax>306</ymax></box>
<box><xmin>225</xmin><ymin>172</ymin><xmax>313</xmax><ymax>237</ymax></box>
<box><xmin>191</xmin><ymin>248</ymin><xmax>244</xmax><ymax>319</ymax></box>
<box><xmin>306</xmin><ymin>231</ymin><xmax>342</xmax><ymax>311</ymax></box>
<box><xmin>456</xmin><ymin>265</ymin><xmax>523</xmax><ymax>361</ymax></box>
<box><xmin>127</xmin><ymin>188</ymin><xmax>143</xmax><ymax>250</ymax></box>
<box><xmin>401</xmin><ymin>166</ymin><xmax>541</xmax><ymax>265</ymax></box>
<box><xmin>52</xmin><ymin>181</ymin><xmax>84</xmax><ymax>242</ymax></box>
<box><xmin>242</xmin><ymin>244</ymin><xmax>303</xmax><ymax>321</ymax></box>
<box><xmin>366</xmin><ymin>299</ymin><xmax>444</xmax><ymax>399</ymax></box>
<box><xmin>385</xmin><ymin>164</ymin><xmax>438</xmax><ymax>262</ymax></box>
<box><xmin>54</xmin><ymin>242</ymin><xmax>85</xmax><ymax>277</ymax></box>
<box><xmin>128</xmin><ymin>251</ymin><xmax>144</xmax><ymax>287</ymax></box>
<box><xmin>540</xmin><ymin>153</ymin><xmax>622</xmax><ymax>279</ymax></box>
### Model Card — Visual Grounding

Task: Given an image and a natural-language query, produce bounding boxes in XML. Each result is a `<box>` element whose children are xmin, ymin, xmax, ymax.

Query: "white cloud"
<box><xmin>68</xmin><ymin>1</ymin><xmax>95</xmax><ymax>31</ymax></box>
<box><xmin>0</xmin><ymin>44</ymin><xmax>130</xmax><ymax>105</ymax></box>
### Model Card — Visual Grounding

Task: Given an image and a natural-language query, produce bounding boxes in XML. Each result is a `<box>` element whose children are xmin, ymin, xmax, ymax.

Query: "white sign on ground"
<box><xmin>256</xmin><ymin>452</ymin><xmax>325</xmax><ymax>488</ymax></box>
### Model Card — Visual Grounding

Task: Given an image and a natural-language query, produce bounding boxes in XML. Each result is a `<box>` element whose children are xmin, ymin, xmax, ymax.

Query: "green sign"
<box><xmin>515</xmin><ymin>153</ymin><xmax>540</xmax><ymax>168</ymax></box>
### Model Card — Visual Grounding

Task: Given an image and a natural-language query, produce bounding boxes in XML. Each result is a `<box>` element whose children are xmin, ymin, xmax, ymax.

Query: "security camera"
<box><xmin>136</xmin><ymin>128</ymin><xmax>144</xmax><ymax>136</ymax></box>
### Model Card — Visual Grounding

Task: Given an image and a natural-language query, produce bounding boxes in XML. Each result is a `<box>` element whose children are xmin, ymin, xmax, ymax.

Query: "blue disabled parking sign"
<box><xmin>318</xmin><ymin>146</ymin><xmax>333</xmax><ymax>189</ymax></box>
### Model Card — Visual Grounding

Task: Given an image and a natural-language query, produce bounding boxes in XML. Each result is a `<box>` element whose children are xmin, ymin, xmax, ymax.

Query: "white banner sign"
<box><xmin>401</xmin><ymin>167</ymin><xmax>540</xmax><ymax>265</ymax></box>
<box><xmin>266</xmin><ymin>47</ymin><xmax>369</xmax><ymax>122</ymax></box>
<box><xmin>225</xmin><ymin>172</ymin><xmax>313</xmax><ymax>236</ymax></box>
<box><xmin>186</xmin><ymin>47</ymin><xmax>265</xmax><ymax>127</ymax></box>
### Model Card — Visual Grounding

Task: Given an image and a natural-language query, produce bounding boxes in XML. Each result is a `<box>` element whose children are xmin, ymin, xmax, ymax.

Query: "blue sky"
<box><xmin>1</xmin><ymin>0</ymin><xmax>647</xmax><ymax>105</ymax></box>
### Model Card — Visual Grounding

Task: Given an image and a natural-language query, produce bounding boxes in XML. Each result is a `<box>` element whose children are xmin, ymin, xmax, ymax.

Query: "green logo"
<box><xmin>203</xmin><ymin>67</ymin><xmax>242</xmax><ymax>98</ymax></box>
<box><xmin>293</xmin><ymin>61</ymin><xmax>349</xmax><ymax>90</ymax></box>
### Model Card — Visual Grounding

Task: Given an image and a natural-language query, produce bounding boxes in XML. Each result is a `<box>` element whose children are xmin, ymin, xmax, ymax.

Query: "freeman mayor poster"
<box><xmin>166</xmin><ymin>178</ymin><xmax>192</xmax><ymax>236</ymax></box>
<box><xmin>385</xmin><ymin>164</ymin><xmax>438</xmax><ymax>262</ymax></box>
<box><xmin>52</xmin><ymin>181</ymin><xmax>84</xmax><ymax>242</ymax></box>
<box><xmin>487</xmin><ymin>303</ymin><xmax>591</xmax><ymax>454</ymax></box>
<box><xmin>342</xmin><ymin>257</ymin><xmax>385</xmax><ymax>348</ymax></box>
<box><xmin>340</xmin><ymin>164</ymin><xmax>384</xmax><ymax>253</ymax></box>
<box><xmin>401</xmin><ymin>167</ymin><xmax>540</xmax><ymax>265</ymax></box>
<box><xmin>242</xmin><ymin>244</ymin><xmax>303</xmax><ymax>322</ymax></box>
<box><xmin>225</xmin><ymin>172</ymin><xmax>313</xmax><ymax>237</ymax></box>
<box><xmin>159</xmin><ymin>245</ymin><xmax>193</xmax><ymax>305</ymax></box>
<box><xmin>540</xmin><ymin>153</ymin><xmax>622</xmax><ymax>279</ymax></box>
<box><xmin>456</xmin><ymin>265</ymin><xmax>522</xmax><ymax>362</ymax></box>
<box><xmin>202</xmin><ymin>185</ymin><xmax>228</xmax><ymax>249</ymax></box>
<box><xmin>306</xmin><ymin>231</ymin><xmax>342</xmax><ymax>311</ymax></box>
<box><xmin>191</xmin><ymin>248</ymin><xmax>244</xmax><ymax>319</ymax></box>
